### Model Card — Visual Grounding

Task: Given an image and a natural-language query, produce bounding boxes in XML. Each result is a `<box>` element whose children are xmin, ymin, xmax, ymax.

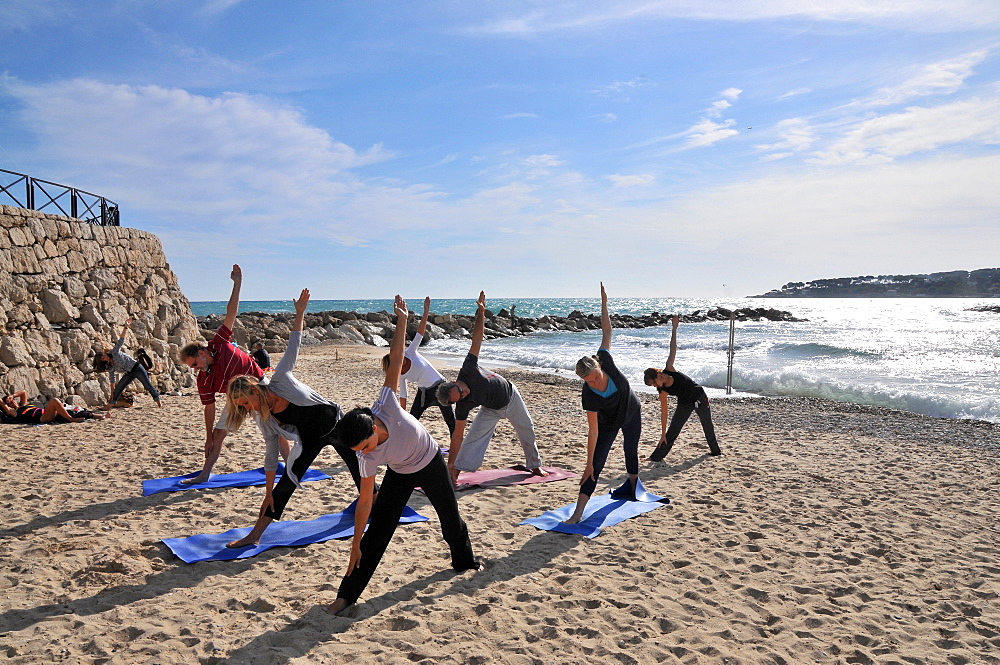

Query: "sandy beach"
<box><xmin>2</xmin><ymin>344</ymin><xmax>998</xmax><ymax>665</ymax></box>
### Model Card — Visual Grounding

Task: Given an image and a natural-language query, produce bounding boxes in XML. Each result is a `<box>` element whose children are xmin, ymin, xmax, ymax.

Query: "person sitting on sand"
<box><xmin>1</xmin><ymin>391</ymin><xmax>110</xmax><ymax>424</ymax></box>
<box><xmin>381</xmin><ymin>296</ymin><xmax>456</xmax><ymax>435</ymax></box>
<box><xmin>179</xmin><ymin>264</ymin><xmax>287</xmax><ymax>485</ymax></box>
<box><xmin>328</xmin><ymin>295</ymin><xmax>481</xmax><ymax>614</ymax></box>
<box><xmin>643</xmin><ymin>315</ymin><xmax>722</xmax><ymax>460</ymax></box>
<box><xmin>223</xmin><ymin>288</ymin><xmax>363</xmax><ymax>548</ymax></box>
<box><xmin>93</xmin><ymin>317</ymin><xmax>162</xmax><ymax>409</ymax></box>
<box><xmin>250</xmin><ymin>342</ymin><xmax>271</xmax><ymax>371</ymax></box>
<box><xmin>436</xmin><ymin>291</ymin><xmax>548</xmax><ymax>484</ymax></box>
<box><xmin>564</xmin><ymin>283</ymin><xmax>644</xmax><ymax>524</ymax></box>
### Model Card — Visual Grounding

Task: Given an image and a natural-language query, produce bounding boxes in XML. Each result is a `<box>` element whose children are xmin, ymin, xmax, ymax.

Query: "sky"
<box><xmin>1</xmin><ymin>1</ymin><xmax>999</xmax><ymax>301</ymax></box>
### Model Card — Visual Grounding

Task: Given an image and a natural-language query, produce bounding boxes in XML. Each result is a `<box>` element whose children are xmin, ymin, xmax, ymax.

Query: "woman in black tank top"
<box><xmin>642</xmin><ymin>316</ymin><xmax>722</xmax><ymax>461</ymax></box>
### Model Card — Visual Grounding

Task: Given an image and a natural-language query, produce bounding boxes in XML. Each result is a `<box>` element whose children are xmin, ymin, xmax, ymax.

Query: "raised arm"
<box><xmin>599</xmin><ymin>282</ymin><xmax>612</xmax><ymax>350</ymax></box>
<box><xmin>417</xmin><ymin>296</ymin><xmax>431</xmax><ymax>337</ymax></box>
<box><xmin>665</xmin><ymin>315</ymin><xmax>679</xmax><ymax>371</ymax></box>
<box><xmin>469</xmin><ymin>291</ymin><xmax>486</xmax><ymax>358</ymax></box>
<box><xmin>384</xmin><ymin>295</ymin><xmax>409</xmax><ymax>390</ymax></box>
<box><xmin>291</xmin><ymin>288</ymin><xmax>309</xmax><ymax>332</ymax></box>
<box><xmin>119</xmin><ymin>317</ymin><xmax>133</xmax><ymax>342</ymax></box>
<box><xmin>222</xmin><ymin>264</ymin><xmax>243</xmax><ymax>331</ymax></box>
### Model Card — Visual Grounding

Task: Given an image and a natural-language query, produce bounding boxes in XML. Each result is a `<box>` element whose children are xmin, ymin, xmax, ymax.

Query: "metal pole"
<box><xmin>726</xmin><ymin>315</ymin><xmax>735</xmax><ymax>394</ymax></box>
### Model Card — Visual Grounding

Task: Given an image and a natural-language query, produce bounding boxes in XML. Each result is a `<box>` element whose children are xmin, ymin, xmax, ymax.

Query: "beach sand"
<box><xmin>2</xmin><ymin>344</ymin><xmax>998</xmax><ymax>664</ymax></box>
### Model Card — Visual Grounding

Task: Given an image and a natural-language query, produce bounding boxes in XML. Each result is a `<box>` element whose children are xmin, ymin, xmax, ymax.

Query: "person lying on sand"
<box><xmin>1</xmin><ymin>391</ymin><xmax>110</xmax><ymax>424</ymax></box>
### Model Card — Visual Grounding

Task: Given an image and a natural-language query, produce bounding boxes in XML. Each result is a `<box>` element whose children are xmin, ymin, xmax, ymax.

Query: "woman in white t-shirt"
<box><xmin>329</xmin><ymin>295</ymin><xmax>481</xmax><ymax>614</ymax></box>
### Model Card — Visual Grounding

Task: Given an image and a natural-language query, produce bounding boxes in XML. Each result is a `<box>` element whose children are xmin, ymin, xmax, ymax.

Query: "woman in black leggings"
<box><xmin>643</xmin><ymin>315</ymin><xmax>722</xmax><ymax>460</ymax></box>
<box><xmin>564</xmin><ymin>283</ymin><xmax>644</xmax><ymax>524</ymax></box>
<box><xmin>328</xmin><ymin>295</ymin><xmax>480</xmax><ymax>614</ymax></box>
<box><xmin>222</xmin><ymin>289</ymin><xmax>362</xmax><ymax>549</ymax></box>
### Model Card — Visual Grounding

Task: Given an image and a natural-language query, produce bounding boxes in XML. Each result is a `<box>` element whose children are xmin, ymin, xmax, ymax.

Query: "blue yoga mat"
<box><xmin>520</xmin><ymin>479</ymin><xmax>670</xmax><ymax>538</ymax></box>
<box><xmin>163</xmin><ymin>501</ymin><xmax>428</xmax><ymax>563</ymax></box>
<box><xmin>142</xmin><ymin>464</ymin><xmax>331</xmax><ymax>496</ymax></box>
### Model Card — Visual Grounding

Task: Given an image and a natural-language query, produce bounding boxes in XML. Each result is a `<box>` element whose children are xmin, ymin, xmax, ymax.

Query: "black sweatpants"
<box><xmin>580</xmin><ymin>413</ymin><xmax>641</xmax><ymax>497</ymax></box>
<box><xmin>336</xmin><ymin>453</ymin><xmax>476</xmax><ymax>605</ymax></box>
<box><xmin>264</xmin><ymin>434</ymin><xmax>363</xmax><ymax>520</ymax></box>
<box><xmin>409</xmin><ymin>382</ymin><xmax>457</xmax><ymax>434</ymax></box>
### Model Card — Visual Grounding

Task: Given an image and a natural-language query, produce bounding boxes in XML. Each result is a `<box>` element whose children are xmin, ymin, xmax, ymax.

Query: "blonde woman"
<box><xmin>223</xmin><ymin>288</ymin><xmax>362</xmax><ymax>548</ymax></box>
<box><xmin>563</xmin><ymin>283</ymin><xmax>643</xmax><ymax>524</ymax></box>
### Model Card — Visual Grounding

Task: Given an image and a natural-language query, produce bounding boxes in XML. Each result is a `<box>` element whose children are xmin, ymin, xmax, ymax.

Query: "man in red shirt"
<box><xmin>179</xmin><ymin>264</ymin><xmax>271</xmax><ymax>484</ymax></box>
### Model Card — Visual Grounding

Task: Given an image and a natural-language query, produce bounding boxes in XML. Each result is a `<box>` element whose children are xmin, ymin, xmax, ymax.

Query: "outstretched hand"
<box><xmin>394</xmin><ymin>294</ymin><xmax>408</xmax><ymax>319</ymax></box>
<box><xmin>231</xmin><ymin>264</ymin><xmax>242</xmax><ymax>282</ymax></box>
<box><xmin>293</xmin><ymin>288</ymin><xmax>310</xmax><ymax>314</ymax></box>
<box><xmin>423</xmin><ymin>296</ymin><xmax>431</xmax><ymax>314</ymax></box>
<box><xmin>600</xmin><ymin>281</ymin><xmax>607</xmax><ymax>303</ymax></box>
<box><xmin>477</xmin><ymin>291</ymin><xmax>486</xmax><ymax>310</ymax></box>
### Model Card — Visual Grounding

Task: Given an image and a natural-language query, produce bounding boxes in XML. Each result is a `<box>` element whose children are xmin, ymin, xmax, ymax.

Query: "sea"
<box><xmin>190</xmin><ymin>298</ymin><xmax>1000</xmax><ymax>424</ymax></box>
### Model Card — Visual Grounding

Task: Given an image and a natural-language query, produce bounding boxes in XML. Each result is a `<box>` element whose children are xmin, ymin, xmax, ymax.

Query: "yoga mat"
<box><xmin>142</xmin><ymin>464</ymin><xmax>331</xmax><ymax>496</ymax></box>
<box><xmin>455</xmin><ymin>465</ymin><xmax>577</xmax><ymax>491</ymax></box>
<box><xmin>163</xmin><ymin>501</ymin><xmax>428</xmax><ymax>563</ymax></box>
<box><xmin>520</xmin><ymin>479</ymin><xmax>670</xmax><ymax>539</ymax></box>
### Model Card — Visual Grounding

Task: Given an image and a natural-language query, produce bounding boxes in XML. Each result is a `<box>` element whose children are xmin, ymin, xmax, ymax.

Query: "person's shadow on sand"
<box><xmin>219</xmin><ymin>529</ymin><xmax>584</xmax><ymax>663</ymax></box>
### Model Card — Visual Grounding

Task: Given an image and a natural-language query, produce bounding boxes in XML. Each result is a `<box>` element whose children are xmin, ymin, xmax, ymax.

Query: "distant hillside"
<box><xmin>754</xmin><ymin>268</ymin><xmax>1000</xmax><ymax>298</ymax></box>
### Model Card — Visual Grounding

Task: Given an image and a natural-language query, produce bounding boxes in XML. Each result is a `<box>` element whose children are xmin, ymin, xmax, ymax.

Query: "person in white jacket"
<box><xmin>222</xmin><ymin>288</ymin><xmax>362</xmax><ymax>549</ymax></box>
<box><xmin>381</xmin><ymin>296</ymin><xmax>456</xmax><ymax>434</ymax></box>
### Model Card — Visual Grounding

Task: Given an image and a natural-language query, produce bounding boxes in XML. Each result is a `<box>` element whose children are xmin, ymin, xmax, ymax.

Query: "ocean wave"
<box><xmin>713</xmin><ymin>367</ymin><xmax>1000</xmax><ymax>423</ymax></box>
<box><xmin>769</xmin><ymin>342</ymin><xmax>884</xmax><ymax>359</ymax></box>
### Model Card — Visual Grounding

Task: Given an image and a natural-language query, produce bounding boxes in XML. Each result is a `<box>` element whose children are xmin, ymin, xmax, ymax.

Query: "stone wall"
<box><xmin>0</xmin><ymin>206</ymin><xmax>200</xmax><ymax>404</ymax></box>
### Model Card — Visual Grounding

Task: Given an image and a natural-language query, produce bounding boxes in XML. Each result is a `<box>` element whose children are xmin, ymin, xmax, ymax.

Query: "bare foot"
<box><xmin>528</xmin><ymin>467</ymin><xmax>549</xmax><ymax>477</ymax></box>
<box><xmin>180</xmin><ymin>473</ymin><xmax>210</xmax><ymax>485</ymax></box>
<box><xmin>225</xmin><ymin>535</ymin><xmax>259</xmax><ymax>549</ymax></box>
<box><xmin>326</xmin><ymin>598</ymin><xmax>351</xmax><ymax>614</ymax></box>
<box><xmin>562</xmin><ymin>515</ymin><xmax>582</xmax><ymax>525</ymax></box>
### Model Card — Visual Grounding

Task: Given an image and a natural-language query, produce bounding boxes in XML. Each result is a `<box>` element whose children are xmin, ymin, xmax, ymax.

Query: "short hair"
<box><xmin>575</xmin><ymin>355</ymin><xmax>600</xmax><ymax>378</ymax></box>
<box><xmin>180</xmin><ymin>342</ymin><xmax>207</xmax><ymax>360</ymax></box>
<box><xmin>334</xmin><ymin>407</ymin><xmax>376</xmax><ymax>450</ymax></box>
<box><xmin>643</xmin><ymin>367</ymin><xmax>661</xmax><ymax>386</ymax></box>
<box><xmin>225</xmin><ymin>375</ymin><xmax>273</xmax><ymax>431</ymax></box>
<box><xmin>380</xmin><ymin>353</ymin><xmax>391</xmax><ymax>373</ymax></box>
<box><xmin>436</xmin><ymin>381</ymin><xmax>458</xmax><ymax>405</ymax></box>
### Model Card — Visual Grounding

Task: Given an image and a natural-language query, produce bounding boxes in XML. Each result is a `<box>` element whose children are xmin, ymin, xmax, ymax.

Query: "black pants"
<box><xmin>580</xmin><ymin>413</ymin><xmax>641</xmax><ymax>497</ymax></box>
<box><xmin>337</xmin><ymin>453</ymin><xmax>476</xmax><ymax>605</ymax></box>
<box><xmin>664</xmin><ymin>391</ymin><xmax>721</xmax><ymax>456</ymax></box>
<box><xmin>409</xmin><ymin>381</ymin><xmax>456</xmax><ymax>434</ymax></box>
<box><xmin>265</xmin><ymin>434</ymin><xmax>363</xmax><ymax>520</ymax></box>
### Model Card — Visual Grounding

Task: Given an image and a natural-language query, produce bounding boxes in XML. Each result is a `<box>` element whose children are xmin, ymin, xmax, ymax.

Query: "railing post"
<box><xmin>27</xmin><ymin>176</ymin><xmax>34</xmax><ymax>210</ymax></box>
<box><xmin>71</xmin><ymin>189</ymin><xmax>78</xmax><ymax>219</ymax></box>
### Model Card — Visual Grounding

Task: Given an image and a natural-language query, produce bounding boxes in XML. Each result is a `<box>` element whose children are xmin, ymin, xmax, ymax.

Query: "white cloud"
<box><xmin>684</xmin><ymin>118</ymin><xmax>739</xmax><ymax>148</ymax></box>
<box><xmin>864</xmin><ymin>50</ymin><xmax>990</xmax><ymax>107</ymax></box>
<box><xmin>593</xmin><ymin>77</ymin><xmax>649</xmax><ymax>99</ymax></box>
<box><xmin>756</xmin><ymin>118</ymin><xmax>816</xmax><ymax>158</ymax></box>
<box><xmin>523</xmin><ymin>154</ymin><xmax>564</xmax><ymax>169</ymax></box>
<box><xmin>708</xmin><ymin>100</ymin><xmax>732</xmax><ymax>117</ymax></box>
<box><xmin>596</xmin><ymin>113</ymin><xmax>618</xmax><ymax>123</ymax></box>
<box><xmin>607</xmin><ymin>173</ymin><xmax>655</xmax><ymax>187</ymax></box>
<box><xmin>467</xmin><ymin>1</ymin><xmax>1000</xmax><ymax>35</ymax></box>
<box><xmin>814</xmin><ymin>97</ymin><xmax>1000</xmax><ymax>164</ymax></box>
<box><xmin>720</xmin><ymin>87</ymin><xmax>742</xmax><ymax>101</ymax></box>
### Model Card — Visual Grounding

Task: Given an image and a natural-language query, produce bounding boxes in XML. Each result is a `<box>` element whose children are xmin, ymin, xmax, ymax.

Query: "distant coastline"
<box><xmin>754</xmin><ymin>268</ymin><xmax>1000</xmax><ymax>298</ymax></box>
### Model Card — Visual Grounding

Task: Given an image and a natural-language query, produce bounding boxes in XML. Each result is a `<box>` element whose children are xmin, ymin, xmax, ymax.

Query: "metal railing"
<box><xmin>0</xmin><ymin>168</ymin><xmax>120</xmax><ymax>226</ymax></box>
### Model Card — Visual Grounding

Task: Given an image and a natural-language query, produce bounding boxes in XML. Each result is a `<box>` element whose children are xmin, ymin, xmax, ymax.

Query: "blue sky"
<box><xmin>2</xmin><ymin>1</ymin><xmax>998</xmax><ymax>301</ymax></box>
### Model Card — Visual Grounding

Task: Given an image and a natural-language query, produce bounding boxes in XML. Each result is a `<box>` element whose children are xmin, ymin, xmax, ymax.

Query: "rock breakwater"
<box><xmin>201</xmin><ymin>306</ymin><xmax>805</xmax><ymax>352</ymax></box>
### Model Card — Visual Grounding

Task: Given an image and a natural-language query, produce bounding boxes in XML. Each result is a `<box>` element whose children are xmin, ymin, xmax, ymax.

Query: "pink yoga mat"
<box><xmin>456</xmin><ymin>465</ymin><xmax>577</xmax><ymax>490</ymax></box>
